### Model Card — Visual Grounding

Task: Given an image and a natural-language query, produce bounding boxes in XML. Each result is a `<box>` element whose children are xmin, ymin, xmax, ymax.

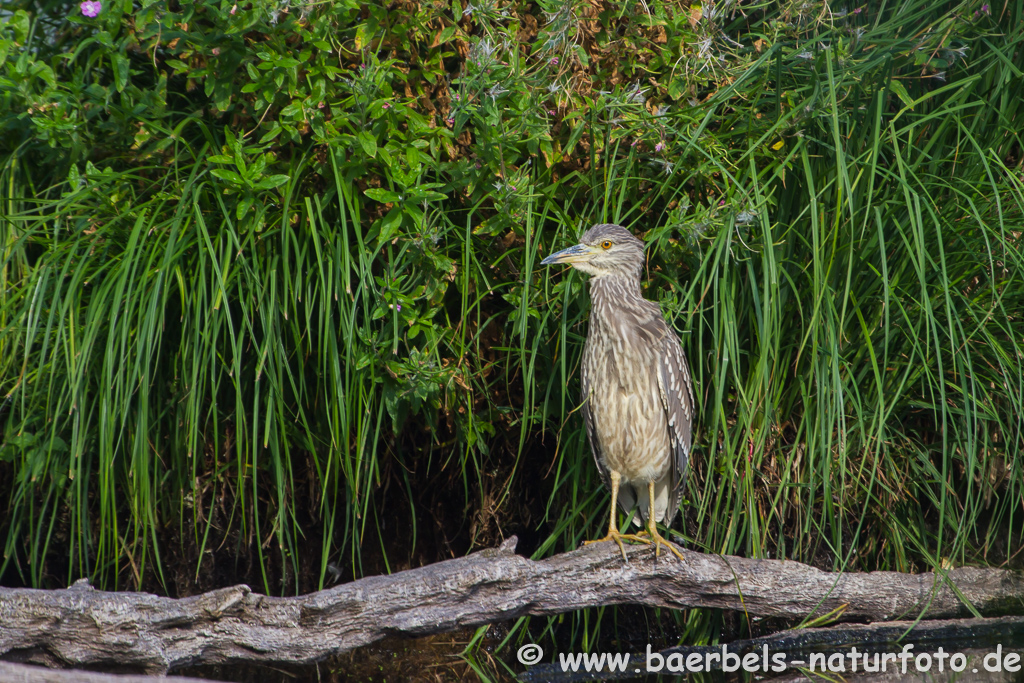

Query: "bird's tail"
<box><xmin>625</xmin><ymin>477</ymin><xmax>672</xmax><ymax>526</ymax></box>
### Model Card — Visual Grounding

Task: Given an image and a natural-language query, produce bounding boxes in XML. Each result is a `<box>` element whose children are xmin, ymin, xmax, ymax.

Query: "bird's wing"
<box><xmin>656</xmin><ymin>331</ymin><xmax>694</xmax><ymax>526</ymax></box>
<box><xmin>580</xmin><ymin>350</ymin><xmax>611</xmax><ymax>490</ymax></box>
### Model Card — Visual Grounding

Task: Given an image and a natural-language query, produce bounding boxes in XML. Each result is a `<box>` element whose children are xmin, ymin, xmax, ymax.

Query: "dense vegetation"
<box><xmin>2</xmin><ymin>0</ymin><xmax>1022</xmax><ymax>671</ymax></box>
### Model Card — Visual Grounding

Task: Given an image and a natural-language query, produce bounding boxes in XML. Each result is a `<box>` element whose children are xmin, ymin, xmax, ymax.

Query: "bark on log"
<box><xmin>0</xmin><ymin>661</ymin><xmax>224</xmax><ymax>683</ymax></box>
<box><xmin>1</xmin><ymin>537</ymin><xmax>1022</xmax><ymax>674</ymax></box>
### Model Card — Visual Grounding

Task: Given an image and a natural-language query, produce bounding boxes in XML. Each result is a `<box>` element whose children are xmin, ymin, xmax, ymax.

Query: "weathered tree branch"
<box><xmin>0</xmin><ymin>662</ymin><xmax>224</xmax><ymax>683</ymax></box>
<box><xmin>1</xmin><ymin>537</ymin><xmax>1022</xmax><ymax>674</ymax></box>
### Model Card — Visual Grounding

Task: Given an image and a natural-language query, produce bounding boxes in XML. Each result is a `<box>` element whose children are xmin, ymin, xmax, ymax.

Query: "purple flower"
<box><xmin>655</xmin><ymin>142</ymin><xmax>665</xmax><ymax>152</ymax></box>
<box><xmin>80</xmin><ymin>0</ymin><xmax>101</xmax><ymax>17</ymax></box>
<box><xmin>382</xmin><ymin>102</ymin><xmax>392</xmax><ymax>110</ymax></box>
<box><xmin>981</xmin><ymin>3</ymin><xmax>990</xmax><ymax>12</ymax></box>
<box><xmin>550</xmin><ymin>57</ymin><xmax>559</xmax><ymax>66</ymax></box>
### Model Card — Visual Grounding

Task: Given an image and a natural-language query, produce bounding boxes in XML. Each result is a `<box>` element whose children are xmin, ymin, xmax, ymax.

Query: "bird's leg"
<box><xmin>646</xmin><ymin>481</ymin><xmax>685</xmax><ymax>561</ymax></box>
<box><xmin>584</xmin><ymin>471</ymin><xmax>649</xmax><ymax>561</ymax></box>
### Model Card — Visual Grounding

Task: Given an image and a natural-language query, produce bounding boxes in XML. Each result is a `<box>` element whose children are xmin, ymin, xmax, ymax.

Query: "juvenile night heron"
<box><xmin>542</xmin><ymin>224</ymin><xmax>694</xmax><ymax>561</ymax></box>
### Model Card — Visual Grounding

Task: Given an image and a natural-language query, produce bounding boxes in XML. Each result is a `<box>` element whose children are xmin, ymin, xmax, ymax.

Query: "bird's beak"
<box><xmin>541</xmin><ymin>243</ymin><xmax>595</xmax><ymax>266</ymax></box>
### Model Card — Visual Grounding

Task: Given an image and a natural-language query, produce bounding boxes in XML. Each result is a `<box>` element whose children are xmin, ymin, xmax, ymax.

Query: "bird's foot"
<box><xmin>584</xmin><ymin>529</ymin><xmax>650</xmax><ymax>561</ymax></box>
<box><xmin>647</xmin><ymin>526</ymin><xmax>685</xmax><ymax>561</ymax></box>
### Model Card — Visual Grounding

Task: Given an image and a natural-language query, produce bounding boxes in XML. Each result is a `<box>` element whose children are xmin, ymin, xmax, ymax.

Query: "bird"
<box><xmin>541</xmin><ymin>223</ymin><xmax>694</xmax><ymax>561</ymax></box>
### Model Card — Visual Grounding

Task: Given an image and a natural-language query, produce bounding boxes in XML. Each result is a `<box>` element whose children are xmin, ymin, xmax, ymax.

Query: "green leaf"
<box><xmin>259</xmin><ymin>124</ymin><xmax>282</xmax><ymax>144</ymax></box>
<box><xmin>378</xmin><ymin>207</ymin><xmax>403</xmax><ymax>242</ymax></box>
<box><xmin>6</xmin><ymin>10</ymin><xmax>30</xmax><ymax>44</ymax></box>
<box><xmin>253</xmin><ymin>174</ymin><xmax>290</xmax><ymax>190</ymax></box>
<box><xmin>357</xmin><ymin>131</ymin><xmax>377</xmax><ymax>157</ymax></box>
<box><xmin>211</xmin><ymin>168</ymin><xmax>244</xmax><ymax>184</ymax></box>
<box><xmin>667</xmin><ymin>77</ymin><xmax>686</xmax><ymax>101</ymax></box>
<box><xmin>29</xmin><ymin>61</ymin><xmax>56</xmax><ymax>87</ymax></box>
<box><xmin>888</xmin><ymin>79</ymin><xmax>914</xmax><ymax>110</ymax></box>
<box><xmin>432</xmin><ymin>24</ymin><xmax>460</xmax><ymax>46</ymax></box>
<box><xmin>236</xmin><ymin>196</ymin><xmax>254</xmax><ymax>221</ymax></box>
<box><xmin>355</xmin><ymin>23</ymin><xmax>373</xmax><ymax>50</ymax></box>
<box><xmin>213</xmin><ymin>78</ymin><xmax>233</xmax><ymax>110</ymax></box>
<box><xmin>364</xmin><ymin>188</ymin><xmax>400</xmax><ymax>203</ymax></box>
<box><xmin>408</xmin><ymin>189</ymin><xmax>447</xmax><ymax>202</ymax></box>
<box><xmin>573</xmin><ymin>44</ymin><xmax>590</xmax><ymax>67</ymax></box>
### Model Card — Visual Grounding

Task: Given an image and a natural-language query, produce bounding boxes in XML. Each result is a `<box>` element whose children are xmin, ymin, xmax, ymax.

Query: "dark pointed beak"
<box><xmin>541</xmin><ymin>243</ymin><xmax>595</xmax><ymax>265</ymax></box>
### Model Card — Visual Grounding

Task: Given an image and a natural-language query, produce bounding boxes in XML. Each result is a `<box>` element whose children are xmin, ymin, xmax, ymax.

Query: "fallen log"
<box><xmin>0</xmin><ymin>537</ymin><xmax>1022</xmax><ymax>674</ymax></box>
<box><xmin>0</xmin><ymin>661</ymin><xmax>225</xmax><ymax>683</ymax></box>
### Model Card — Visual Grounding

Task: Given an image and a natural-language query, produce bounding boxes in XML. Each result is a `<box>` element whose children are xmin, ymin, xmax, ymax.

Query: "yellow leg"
<box><xmin>646</xmin><ymin>480</ymin><xmax>685</xmax><ymax>561</ymax></box>
<box><xmin>584</xmin><ymin>471</ymin><xmax>650</xmax><ymax>560</ymax></box>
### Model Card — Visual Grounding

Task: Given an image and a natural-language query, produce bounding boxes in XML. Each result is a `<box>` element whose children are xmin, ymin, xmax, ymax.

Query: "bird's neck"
<box><xmin>589</xmin><ymin>273</ymin><xmax>644</xmax><ymax>302</ymax></box>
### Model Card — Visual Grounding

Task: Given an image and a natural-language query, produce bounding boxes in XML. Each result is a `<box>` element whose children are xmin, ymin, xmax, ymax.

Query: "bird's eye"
<box><xmin>600</xmin><ymin>240</ymin><xmax>613</xmax><ymax>250</ymax></box>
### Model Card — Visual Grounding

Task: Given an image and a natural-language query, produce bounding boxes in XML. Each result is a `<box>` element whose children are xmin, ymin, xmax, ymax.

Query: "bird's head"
<box><xmin>541</xmin><ymin>223</ymin><xmax>645</xmax><ymax>279</ymax></box>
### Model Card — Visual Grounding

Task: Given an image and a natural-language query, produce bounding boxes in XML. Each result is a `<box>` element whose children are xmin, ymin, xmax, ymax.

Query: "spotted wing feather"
<box><xmin>655</xmin><ymin>330</ymin><xmax>694</xmax><ymax>527</ymax></box>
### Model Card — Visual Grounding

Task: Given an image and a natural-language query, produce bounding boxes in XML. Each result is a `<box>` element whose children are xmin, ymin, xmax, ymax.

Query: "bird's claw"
<box><xmin>584</xmin><ymin>529</ymin><xmax>651</xmax><ymax>561</ymax></box>
<box><xmin>647</xmin><ymin>527</ymin><xmax>685</xmax><ymax>561</ymax></box>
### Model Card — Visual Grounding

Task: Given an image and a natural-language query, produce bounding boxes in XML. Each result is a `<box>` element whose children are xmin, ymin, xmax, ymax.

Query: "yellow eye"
<box><xmin>600</xmin><ymin>240</ymin><xmax>613</xmax><ymax>250</ymax></box>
